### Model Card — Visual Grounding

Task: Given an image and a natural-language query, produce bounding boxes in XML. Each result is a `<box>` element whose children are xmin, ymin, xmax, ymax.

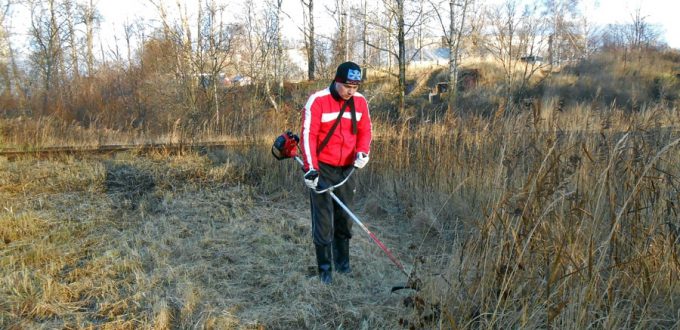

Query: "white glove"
<box><xmin>354</xmin><ymin>152</ymin><xmax>369</xmax><ymax>169</ymax></box>
<box><xmin>304</xmin><ymin>169</ymin><xmax>319</xmax><ymax>189</ymax></box>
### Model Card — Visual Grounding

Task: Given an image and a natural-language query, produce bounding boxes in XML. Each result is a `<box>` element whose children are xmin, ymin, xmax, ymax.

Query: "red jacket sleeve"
<box><xmin>301</xmin><ymin>93</ymin><xmax>322</xmax><ymax>171</ymax></box>
<box><xmin>355</xmin><ymin>96</ymin><xmax>372</xmax><ymax>155</ymax></box>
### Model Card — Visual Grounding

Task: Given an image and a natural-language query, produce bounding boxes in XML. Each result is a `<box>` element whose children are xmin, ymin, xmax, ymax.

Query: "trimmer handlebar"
<box><xmin>294</xmin><ymin>156</ymin><xmax>356</xmax><ymax>194</ymax></box>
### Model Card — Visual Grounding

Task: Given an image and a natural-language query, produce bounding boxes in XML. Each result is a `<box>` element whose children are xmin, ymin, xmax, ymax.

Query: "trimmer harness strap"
<box><xmin>317</xmin><ymin>97</ymin><xmax>357</xmax><ymax>154</ymax></box>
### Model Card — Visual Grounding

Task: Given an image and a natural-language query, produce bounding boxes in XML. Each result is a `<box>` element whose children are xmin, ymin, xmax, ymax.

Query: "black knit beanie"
<box><xmin>334</xmin><ymin>61</ymin><xmax>362</xmax><ymax>84</ymax></box>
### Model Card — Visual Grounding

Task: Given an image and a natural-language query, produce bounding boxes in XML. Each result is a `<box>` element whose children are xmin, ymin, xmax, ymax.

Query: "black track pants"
<box><xmin>310</xmin><ymin>162</ymin><xmax>356</xmax><ymax>246</ymax></box>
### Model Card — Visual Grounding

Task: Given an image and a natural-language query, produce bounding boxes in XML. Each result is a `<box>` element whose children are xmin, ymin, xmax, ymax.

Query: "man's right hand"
<box><xmin>354</xmin><ymin>152</ymin><xmax>369</xmax><ymax>169</ymax></box>
<box><xmin>304</xmin><ymin>169</ymin><xmax>319</xmax><ymax>189</ymax></box>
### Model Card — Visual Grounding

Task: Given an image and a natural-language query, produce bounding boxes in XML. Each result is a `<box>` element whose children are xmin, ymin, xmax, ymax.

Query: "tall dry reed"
<box><xmin>362</xmin><ymin>101</ymin><xmax>680</xmax><ymax>328</ymax></box>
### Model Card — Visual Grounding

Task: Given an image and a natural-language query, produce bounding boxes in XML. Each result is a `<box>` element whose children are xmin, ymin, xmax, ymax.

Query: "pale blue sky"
<box><xmin>588</xmin><ymin>0</ymin><xmax>679</xmax><ymax>48</ymax></box>
<box><xmin>97</xmin><ymin>0</ymin><xmax>679</xmax><ymax>49</ymax></box>
<box><xmin>7</xmin><ymin>0</ymin><xmax>678</xmax><ymax>58</ymax></box>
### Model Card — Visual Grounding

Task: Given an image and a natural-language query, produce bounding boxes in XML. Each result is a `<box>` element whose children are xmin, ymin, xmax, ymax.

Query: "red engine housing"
<box><xmin>271</xmin><ymin>131</ymin><xmax>299</xmax><ymax>160</ymax></box>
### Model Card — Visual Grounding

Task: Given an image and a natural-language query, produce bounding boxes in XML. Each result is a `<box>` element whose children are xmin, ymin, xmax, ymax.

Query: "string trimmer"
<box><xmin>272</xmin><ymin>131</ymin><xmax>420</xmax><ymax>292</ymax></box>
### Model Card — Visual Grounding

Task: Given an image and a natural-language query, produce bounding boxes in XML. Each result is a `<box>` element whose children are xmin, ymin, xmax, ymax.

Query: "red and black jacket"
<box><xmin>300</xmin><ymin>85</ymin><xmax>372</xmax><ymax>171</ymax></box>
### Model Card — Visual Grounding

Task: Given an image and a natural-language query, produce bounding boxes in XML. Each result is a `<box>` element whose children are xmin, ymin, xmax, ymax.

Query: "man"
<box><xmin>300</xmin><ymin>61</ymin><xmax>372</xmax><ymax>284</ymax></box>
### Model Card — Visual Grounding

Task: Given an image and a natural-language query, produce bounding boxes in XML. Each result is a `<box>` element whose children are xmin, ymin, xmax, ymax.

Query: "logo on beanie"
<box><xmin>347</xmin><ymin>69</ymin><xmax>362</xmax><ymax>81</ymax></box>
<box><xmin>334</xmin><ymin>62</ymin><xmax>362</xmax><ymax>84</ymax></box>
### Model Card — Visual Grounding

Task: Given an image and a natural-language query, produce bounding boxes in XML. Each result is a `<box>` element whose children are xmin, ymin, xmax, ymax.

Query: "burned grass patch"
<box><xmin>104</xmin><ymin>161</ymin><xmax>156</xmax><ymax>211</ymax></box>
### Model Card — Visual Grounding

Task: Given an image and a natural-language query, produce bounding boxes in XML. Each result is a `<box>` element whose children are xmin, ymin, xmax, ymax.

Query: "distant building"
<box><xmin>195</xmin><ymin>73</ymin><xmax>231</xmax><ymax>89</ymax></box>
<box><xmin>231</xmin><ymin>75</ymin><xmax>252</xmax><ymax>86</ymax></box>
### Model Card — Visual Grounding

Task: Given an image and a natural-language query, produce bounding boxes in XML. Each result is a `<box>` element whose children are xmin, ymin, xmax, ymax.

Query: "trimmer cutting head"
<box><xmin>391</xmin><ymin>267</ymin><xmax>422</xmax><ymax>292</ymax></box>
<box><xmin>391</xmin><ymin>278</ymin><xmax>422</xmax><ymax>292</ymax></box>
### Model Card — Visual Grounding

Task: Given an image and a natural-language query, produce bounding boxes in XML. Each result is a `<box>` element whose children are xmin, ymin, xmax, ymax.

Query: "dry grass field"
<box><xmin>0</xmin><ymin>146</ymin><xmax>442</xmax><ymax>329</ymax></box>
<box><xmin>3</xmin><ymin>102</ymin><xmax>680</xmax><ymax>329</ymax></box>
<box><xmin>2</xmin><ymin>50</ymin><xmax>680</xmax><ymax>329</ymax></box>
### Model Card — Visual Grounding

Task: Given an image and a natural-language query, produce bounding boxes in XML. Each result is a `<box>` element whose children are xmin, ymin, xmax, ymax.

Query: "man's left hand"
<box><xmin>354</xmin><ymin>152</ymin><xmax>369</xmax><ymax>169</ymax></box>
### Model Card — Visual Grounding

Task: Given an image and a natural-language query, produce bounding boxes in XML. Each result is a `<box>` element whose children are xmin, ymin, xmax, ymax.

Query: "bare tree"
<box><xmin>235</xmin><ymin>1</ymin><xmax>283</xmax><ymax>110</ymax></box>
<box><xmin>541</xmin><ymin>0</ymin><xmax>583</xmax><ymax>68</ymax></box>
<box><xmin>239</xmin><ymin>1</ymin><xmax>261</xmax><ymax>81</ymax></box>
<box><xmin>600</xmin><ymin>23</ymin><xmax>626</xmax><ymax>50</ymax></box>
<box><xmin>0</xmin><ymin>0</ymin><xmax>12</xmax><ymax>99</ymax></box>
<box><xmin>628</xmin><ymin>8</ymin><xmax>647</xmax><ymax>53</ymax></box>
<box><xmin>262</xmin><ymin>0</ymin><xmax>284</xmax><ymax>111</ymax></box>
<box><xmin>301</xmin><ymin>0</ymin><xmax>316</xmax><ymax>80</ymax></box>
<box><xmin>28</xmin><ymin>0</ymin><xmax>67</xmax><ymax>114</ymax></box>
<box><xmin>483</xmin><ymin>0</ymin><xmax>548</xmax><ymax>109</ymax></box>
<box><xmin>150</xmin><ymin>0</ymin><xmax>199</xmax><ymax>129</ymax></box>
<box><xmin>626</xmin><ymin>8</ymin><xmax>660</xmax><ymax>53</ymax></box>
<box><xmin>360</xmin><ymin>0</ymin><xmax>369</xmax><ymax>79</ymax></box>
<box><xmin>145</xmin><ymin>0</ymin><xmax>238</xmax><ymax>131</ymax></box>
<box><xmin>1</xmin><ymin>0</ymin><xmax>30</xmax><ymax>112</ymax></box>
<box><xmin>79</xmin><ymin>0</ymin><xmax>99</xmax><ymax>76</ymax></box>
<box><xmin>273</xmin><ymin>0</ymin><xmax>283</xmax><ymax>100</ymax></box>
<box><xmin>366</xmin><ymin>0</ymin><xmax>425</xmax><ymax>117</ymax></box>
<box><xmin>122</xmin><ymin>18</ymin><xmax>137</xmax><ymax>69</ymax></box>
<box><xmin>194</xmin><ymin>0</ymin><xmax>235</xmax><ymax>124</ymax></box>
<box><xmin>431</xmin><ymin>0</ymin><xmax>472</xmax><ymax>116</ymax></box>
<box><xmin>576</xmin><ymin>2</ymin><xmax>598</xmax><ymax>59</ymax></box>
<box><xmin>396</xmin><ymin>0</ymin><xmax>406</xmax><ymax>115</ymax></box>
<box><xmin>62</xmin><ymin>0</ymin><xmax>80</xmax><ymax>79</ymax></box>
<box><xmin>325</xmin><ymin>0</ymin><xmax>349</xmax><ymax>66</ymax></box>
<box><xmin>600</xmin><ymin>8</ymin><xmax>660</xmax><ymax>68</ymax></box>
<box><xmin>362</xmin><ymin>2</ymin><xmax>393</xmax><ymax>71</ymax></box>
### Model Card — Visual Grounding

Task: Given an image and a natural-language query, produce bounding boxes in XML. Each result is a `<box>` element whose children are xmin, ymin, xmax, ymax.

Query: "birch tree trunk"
<box><xmin>301</xmin><ymin>0</ymin><xmax>316</xmax><ymax>80</ymax></box>
<box><xmin>396</xmin><ymin>0</ymin><xmax>406</xmax><ymax>116</ymax></box>
<box><xmin>447</xmin><ymin>0</ymin><xmax>469</xmax><ymax>117</ymax></box>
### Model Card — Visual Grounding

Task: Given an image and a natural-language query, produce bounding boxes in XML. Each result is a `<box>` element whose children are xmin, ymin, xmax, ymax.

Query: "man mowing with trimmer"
<box><xmin>300</xmin><ymin>61</ymin><xmax>372</xmax><ymax>284</ymax></box>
